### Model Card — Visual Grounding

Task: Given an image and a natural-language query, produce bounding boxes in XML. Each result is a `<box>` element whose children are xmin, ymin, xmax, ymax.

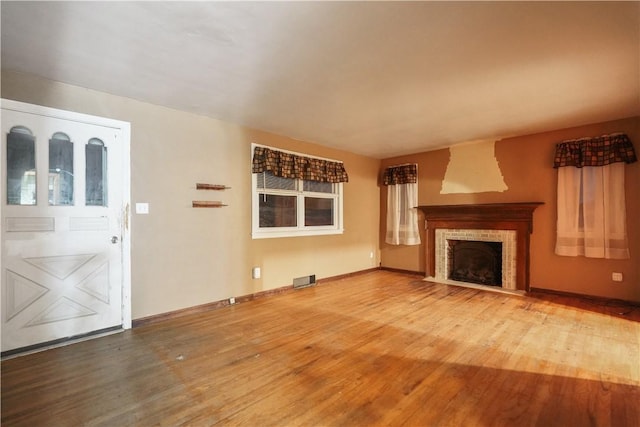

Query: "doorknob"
<box><xmin>111</xmin><ymin>236</ymin><xmax>119</xmax><ymax>244</ymax></box>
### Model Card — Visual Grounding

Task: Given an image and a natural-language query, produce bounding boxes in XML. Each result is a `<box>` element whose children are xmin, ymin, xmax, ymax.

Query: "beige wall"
<box><xmin>4</xmin><ymin>69</ymin><xmax>638</xmax><ymax>313</ymax></box>
<box><xmin>381</xmin><ymin>117</ymin><xmax>640</xmax><ymax>302</ymax></box>
<box><xmin>2</xmin><ymin>70</ymin><xmax>381</xmax><ymax>319</ymax></box>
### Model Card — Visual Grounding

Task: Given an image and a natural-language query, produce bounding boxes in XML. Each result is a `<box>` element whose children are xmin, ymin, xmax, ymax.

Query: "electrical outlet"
<box><xmin>229</xmin><ymin>297</ymin><xmax>236</xmax><ymax>304</ymax></box>
<box><xmin>612</xmin><ymin>272</ymin><xmax>623</xmax><ymax>282</ymax></box>
<box><xmin>369</xmin><ymin>251</ymin><xmax>374</xmax><ymax>259</ymax></box>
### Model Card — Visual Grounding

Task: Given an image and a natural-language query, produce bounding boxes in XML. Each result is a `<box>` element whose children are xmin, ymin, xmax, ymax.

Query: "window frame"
<box><xmin>251</xmin><ymin>143</ymin><xmax>344</xmax><ymax>239</ymax></box>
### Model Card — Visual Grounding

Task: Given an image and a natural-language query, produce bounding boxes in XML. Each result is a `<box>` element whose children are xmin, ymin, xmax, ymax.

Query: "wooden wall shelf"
<box><xmin>194</xmin><ymin>184</ymin><xmax>229</xmax><ymax>208</ymax></box>
<box><xmin>196</xmin><ymin>183</ymin><xmax>230</xmax><ymax>190</ymax></box>
<box><xmin>192</xmin><ymin>201</ymin><xmax>227</xmax><ymax>208</ymax></box>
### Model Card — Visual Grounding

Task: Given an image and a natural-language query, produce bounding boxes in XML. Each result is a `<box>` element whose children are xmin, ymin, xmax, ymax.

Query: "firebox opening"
<box><xmin>447</xmin><ymin>240</ymin><xmax>503</xmax><ymax>286</ymax></box>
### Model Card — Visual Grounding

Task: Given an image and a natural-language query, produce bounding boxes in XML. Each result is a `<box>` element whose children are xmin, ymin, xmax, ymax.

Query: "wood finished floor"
<box><xmin>2</xmin><ymin>270</ymin><xmax>640</xmax><ymax>426</ymax></box>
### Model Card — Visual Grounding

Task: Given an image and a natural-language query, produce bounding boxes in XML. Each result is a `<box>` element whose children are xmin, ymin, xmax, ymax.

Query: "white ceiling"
<box><xmin>2</xmin><ymin>1</ymin><xmax>639</xmax><ymax>159</ymax></box>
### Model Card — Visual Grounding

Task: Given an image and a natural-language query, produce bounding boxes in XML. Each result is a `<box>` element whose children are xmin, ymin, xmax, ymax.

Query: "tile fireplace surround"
<box><xmin>436</xmin><ymin>228</ymin><xmax>517</xmax><ymax>289</ymax></box>
<box><xmin>418</xmin><ymin>203</ymin><xmax>543</xmax><ymax>291</ymax></box>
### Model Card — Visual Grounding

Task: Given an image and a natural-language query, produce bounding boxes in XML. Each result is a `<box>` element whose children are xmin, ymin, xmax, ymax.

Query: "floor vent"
<box><xmin>293</xmin><ymin>274</ymin><xmax>316</xmax><ymax>289</ymax></box>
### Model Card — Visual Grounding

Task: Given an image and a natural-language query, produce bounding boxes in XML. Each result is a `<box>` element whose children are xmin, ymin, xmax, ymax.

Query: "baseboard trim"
<box><xmin>132</xmin><ymin>268</ymin><xmax>382</xmax><ymax>328</ymax></box>
<box><xmin>379</xmin><ymin>266</ymin><xmax>425</xmax><ymax>277</ymax></box>
<box><xmin>530</xmin><ymin>287</ymin><xmax>640</xmax><ymax>307</ymax></box>
<box><xmin>132</xmin><ymin>300</ymin><xmax>230</xmax><ymax>328</ymax></box>
<box><xmin>317</xmin><ymin>267</ymin><xmax>381</xmax><ymax>283</ymax></box>
<box><xmin>126</xmin><ymin>272</ymin><xmax>640</xmax><ymax>328</ymax></box>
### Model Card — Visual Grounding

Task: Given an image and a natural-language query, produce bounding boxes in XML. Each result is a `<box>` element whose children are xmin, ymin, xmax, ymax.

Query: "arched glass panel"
<box><xmin>49</xmin><ymin>132</ymin><xmax>74</xmax><ymax>205</ymax></box>
<box><xmin>6</xmin><ymin>126</ymin><xmax>36</xmax><ymax>205</ymax></box>
<box><xmin>86</xmin><ymin>138</ymin><xmax>107</xmax><ymax>206</ymax></box>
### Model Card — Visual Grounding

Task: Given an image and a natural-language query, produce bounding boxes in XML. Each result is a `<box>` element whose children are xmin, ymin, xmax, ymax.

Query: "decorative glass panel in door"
<box><xmin>48</xmin><ymin>132</ymin><xmax>74</xmax><ymax>206</ymax></box>
<box><xmin>85</xmin><ymin>138</ymin><xmax>107</xmax><ymax>206</ymax></box>
<box><xmin>6</xmin><ymin>126</ymin><xmax>36</xmax><ymax>205</ymax></box>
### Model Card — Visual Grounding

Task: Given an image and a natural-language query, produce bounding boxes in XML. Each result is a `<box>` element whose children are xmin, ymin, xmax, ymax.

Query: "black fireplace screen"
<box><xmin>448</xmin><ymin>240</ymin><xmax>502</xmax><ymax>286</ymax></box>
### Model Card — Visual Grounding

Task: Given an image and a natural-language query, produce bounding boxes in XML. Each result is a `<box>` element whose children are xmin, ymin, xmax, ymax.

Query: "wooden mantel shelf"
<box><xmin>418</xmin><ymin>202</ymin><xmax>543</xmax><ymax>232</ymax></box>
<box><xmin>417</xmin><ymin>202</ymin><xmax>543</xmax><ymax>291</ymax></box>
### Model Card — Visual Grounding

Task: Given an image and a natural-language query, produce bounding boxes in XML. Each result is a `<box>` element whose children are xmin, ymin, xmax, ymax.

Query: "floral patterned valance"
<box><xmin>553</xmin><ymin>133</ymin><xmax>637</xmax><ymax>168</ymax></box>
<box><xmin>252</xmin><ymin>146</ymin><xmax>349</xmax><ymax>183</ymax></box>
<box><xmin>383</xmin><ymin>164</ymin><xmax>418</xmax><ymax>185</ymax></box>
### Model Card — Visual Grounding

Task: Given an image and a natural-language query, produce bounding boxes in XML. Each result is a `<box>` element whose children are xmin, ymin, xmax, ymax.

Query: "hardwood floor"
<box><xmin>2</xmin><ymin>270</ymin><xmax>639</xmax><ymax>426</ymax></box>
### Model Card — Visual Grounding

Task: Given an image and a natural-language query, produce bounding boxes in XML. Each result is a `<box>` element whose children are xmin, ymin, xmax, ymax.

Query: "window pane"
<box><xmin>6</xmin><ymin>126</ymin><xmax>36</xmax><ymax>205</ymax></box>
<box><xmin>86</xmin><ymin>139</ymin><xmax>108</xmax><ymax>206</ymax></box>
<box><xmin>303</xmin><ymin>180</ymin><xmax>334</xmax><ymax>193</ymax></box>
<box><xmin>259</xmin><ymin>194</ymin><xmax>297</xmax><ymax>227</ymax></box>
<box><xmin>305</xmin><ymin>197</ymin><xmax>334</xmax><ymax>226</ymax></box>
<box><xmin>256</xmin><ymin>171</ymin><xmax>297</xmax><ymax>191</ymax></box>
<box><xmin>49</xmin><ymin>133</ymin><xmax>74</xmax><ymax>206</ymax></box>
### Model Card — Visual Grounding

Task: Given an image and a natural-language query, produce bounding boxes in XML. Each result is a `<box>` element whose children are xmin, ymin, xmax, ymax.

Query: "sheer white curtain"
<box><xmin>556</xmin><ymin>163</ymin><xmax>629</xmax><ymax>258</ymax></box>
<box><xmin>386</xmin><ymin>182</ymin><xmax>421</xmax><ymax>245</ymax></box>
<box><xmin>554</xmin><ymin>134</ymin><xmax>636</xmax><ymax>259</ymax></box>
<box><xmin>384</xmin><ymin>164</ymin><xmax>421</xmax><ymax>246</ymax></box>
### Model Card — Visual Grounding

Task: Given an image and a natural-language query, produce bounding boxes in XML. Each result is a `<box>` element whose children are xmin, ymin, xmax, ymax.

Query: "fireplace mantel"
<box><xmin>417</xmin><ymin>203</ymin><xmax>543</xmax><ymax>291</ymax></box>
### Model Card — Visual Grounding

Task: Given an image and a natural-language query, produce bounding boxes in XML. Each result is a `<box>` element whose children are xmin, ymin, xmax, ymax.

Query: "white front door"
<box><xmin>1</xmin><ymin>101</ymin><xmax>131</xmax><ymax>353</ymax></box>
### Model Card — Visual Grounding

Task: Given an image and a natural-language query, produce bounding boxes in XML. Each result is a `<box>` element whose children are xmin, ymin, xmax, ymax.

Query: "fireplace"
<box><xmin>448</xmin><ymin>240</ymin><xmax>502</xmax><ymax>286</ymax></box>
<box><xmin>435</xmin><ymin>228</ymin><xmax>516</xmax><ymax>289</ymax></box>
<box><xmin>418</xmin><ymin>203</ymin><xmax>542</xmax><ymax>291</ymax></box>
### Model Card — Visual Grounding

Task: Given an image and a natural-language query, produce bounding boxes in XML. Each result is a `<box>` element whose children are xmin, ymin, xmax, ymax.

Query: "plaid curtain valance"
<box><xmin>553</xmin><ymin>133</ymin><xmax>637</xmax><ymax>168</ymax></box>
<box><xmin>252</xmin><ymin>146</ymin><xmax>349</xmax><ymax>183</ymax></box>
<box><xmin>383</xmin><ymin>164</ymin><xmax>418</xmax><ymax>185</ymax></box>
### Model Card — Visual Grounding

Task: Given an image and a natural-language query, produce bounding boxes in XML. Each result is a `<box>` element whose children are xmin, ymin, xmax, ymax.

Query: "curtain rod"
<box><xmin>387</xmin><ymin>163</ymin><xmax>417</xmax><ymax>168</ymax></box>
<box><xmin>252</xmin><ymin>142</ymin><xmax>344</xmax><ymax>164</ymax></box>
<box><xmin>560</xmin><ymin>132</ymin><xmax>627</xmax><ymax>143</ymax></box>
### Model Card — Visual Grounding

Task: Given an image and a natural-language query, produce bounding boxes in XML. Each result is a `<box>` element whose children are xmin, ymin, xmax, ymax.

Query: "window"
<box><xmin>383</xmin><ymin>164</ymin><xmax>421</xmax><ymax>246</ymax></box>
<box><xmin>251</xmin><ymin>144</ymin><xmax>345</xmax><ymax>239</ymax></box>
<box><xmin>554</xmin><ymin>133</ymin><xmax>636</xmax><ymax>259</ymax></box>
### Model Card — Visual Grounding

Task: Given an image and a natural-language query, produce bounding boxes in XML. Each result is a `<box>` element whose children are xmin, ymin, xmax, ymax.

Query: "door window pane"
<box><xmin>305</xmin><ymin>197</ymin><xmax>334</xmax><ymax>226</ymax></box>
<box><xmin>6</xmin><ymin>126</ymin><xmax>36</xmax><ymax>205</ymax></box>
<box><xmin>259</xmin><ymin>194</ymin><xmax>297</xmax><ymax>227</ymax></box>
<box><xmin>86</xmin><ymin>138</ymin><xmax>107</xmax><ymax>206</ymax></box>
<box><xmin>49</xmin><ymin>132</ymin><xmax>74</xmax><ymax>206</ymax></box>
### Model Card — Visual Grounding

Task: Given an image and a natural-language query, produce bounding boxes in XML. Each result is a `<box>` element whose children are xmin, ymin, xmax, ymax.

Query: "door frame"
<box><xmin>1</xmin><ymin>98</ymin><xmax>132</xmax><ymax>331</ymax></box>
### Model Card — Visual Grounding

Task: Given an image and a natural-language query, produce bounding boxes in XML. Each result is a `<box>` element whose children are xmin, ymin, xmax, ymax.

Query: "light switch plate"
<box><xmin>135</xmin><ymin>203</ymin><xmax>149</xmax><ymax>214</ymax></box>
